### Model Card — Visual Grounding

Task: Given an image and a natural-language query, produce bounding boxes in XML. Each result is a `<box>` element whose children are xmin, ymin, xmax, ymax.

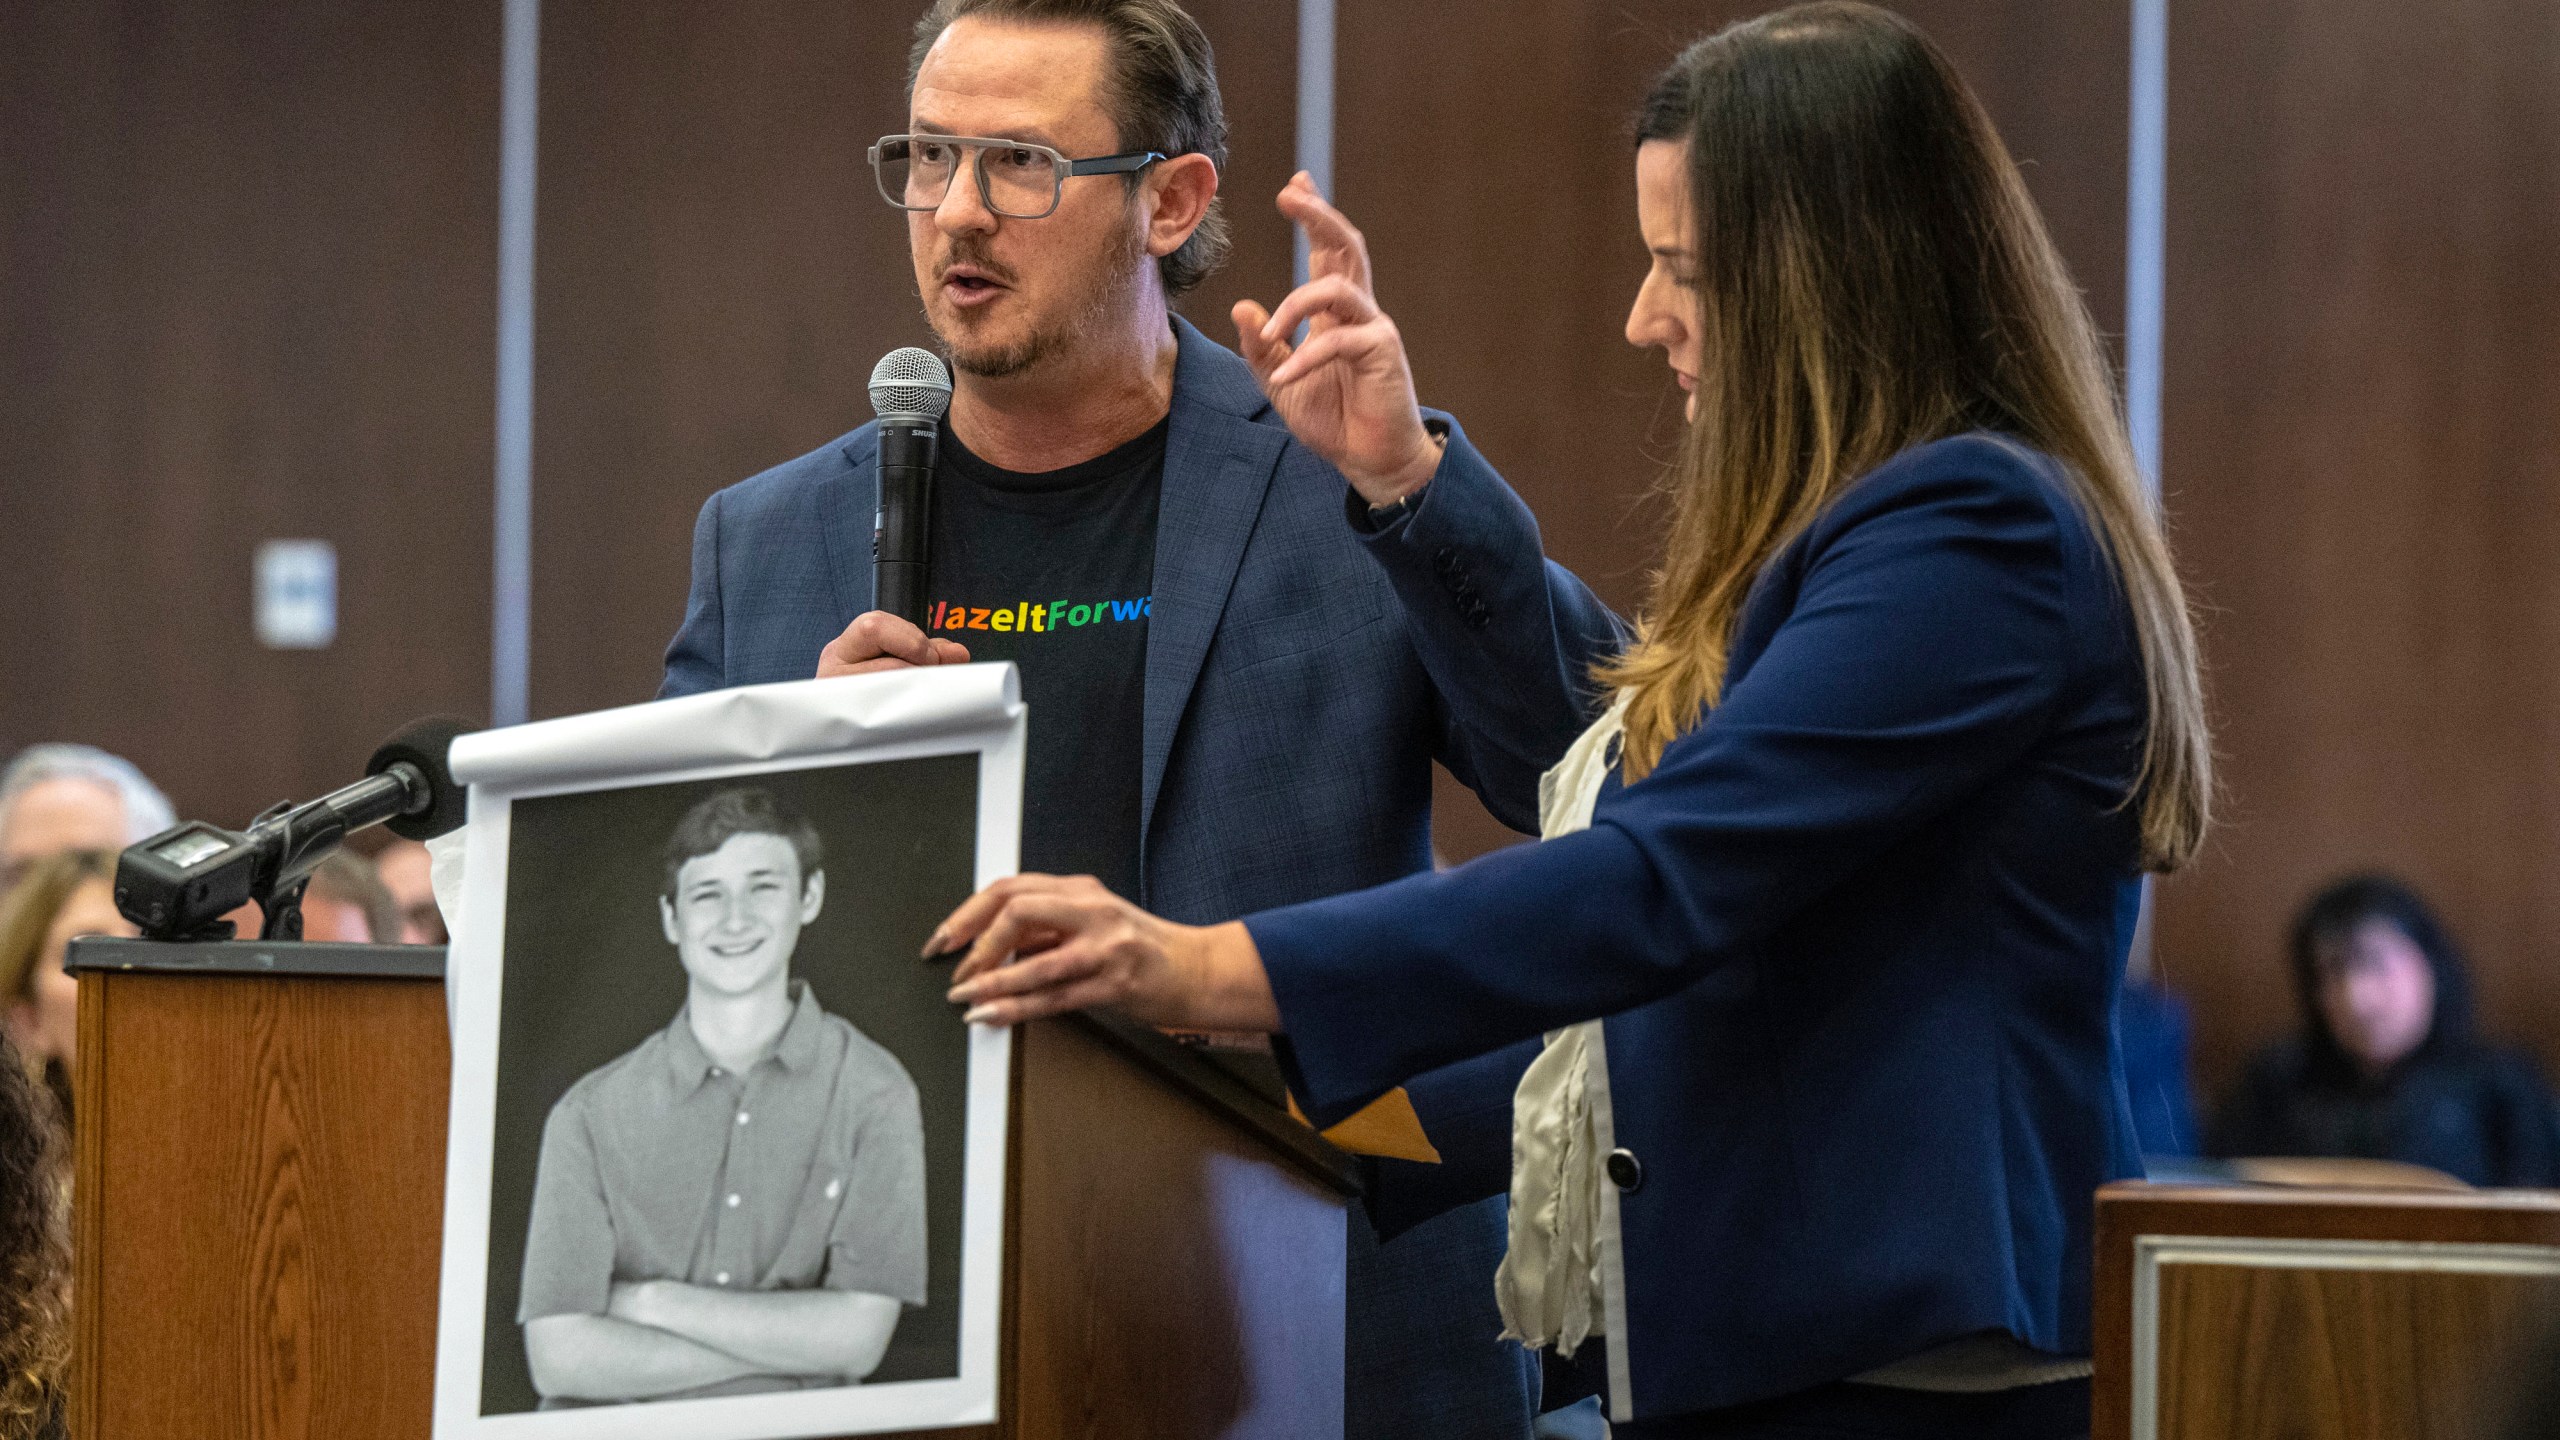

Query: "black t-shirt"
<box><xmin>923</xmin><ymin>419</ymin><xmax>1164</xmax><ymax>901</ymax></box>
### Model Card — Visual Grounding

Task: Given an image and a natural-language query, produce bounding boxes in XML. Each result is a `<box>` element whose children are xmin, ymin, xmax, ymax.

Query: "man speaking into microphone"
<box><xmin>659</xmin><ymin>1</ymin><xmax>1624</xmax><ymax>1432</ymax></box>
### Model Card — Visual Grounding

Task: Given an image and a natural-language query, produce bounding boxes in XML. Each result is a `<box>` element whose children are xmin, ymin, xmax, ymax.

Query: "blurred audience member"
<box><xmin>0</xmin><ymin>745</ymin><xmax>173</xmax><ymax>894</ymax></box>
<box><xmin>2119</xmin><ymin>978</ymin><xmax>2199</xmax><ymax>1157</ymax></box>
<box><xmin>2210</xmin><ymin>874</ymin><xmax>2560</xmax><ymax>1187</ymax></box>
<box><xmin>0</xmin><ymin>852</ymin><xmax>135</xmax><ymax>1120</ymax></box>
<box><xmin>373</xmin><ymin>838</ymin><xmax>446</xmax><ymax>944</ymax></box>
<box><xmin>0</xmin><ymin>1030</ymin><xmax>68</xmax><ymax>1440</ymax></box>
<box><xmin>299</xmin><ymin>851</ymin><xmax>399</xmax><ymax>945</ymax></box>
<box><xmin>2118</xmin><ymin>883</ymin><xmax>2201</xmax><ymax>1156</ymax></box>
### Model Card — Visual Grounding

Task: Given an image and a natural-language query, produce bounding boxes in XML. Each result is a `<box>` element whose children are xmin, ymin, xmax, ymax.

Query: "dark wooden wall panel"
<box><xmin>2150</xmin><ymin>0</ymin><xmax>2560</xmax><ymax>1100</ymax></box>
<box><xmin>526</xmin><ymin>0</ymin><xmax>1298</xmax><ymax>721</ymax></box>
<box><xmin>0</xmin><ymin>0</ymin><xmax>500</xmax><ymax>829</ymax></box>
<box><xmin>1166</xmin><ymin>2</ymin><xmax>1303</xmax><ymax>372</ymax></box>
<box><xmin>1331</xmin><ymin>2</ymin><xmax>2131</xmax><ymax>860</ymax></box>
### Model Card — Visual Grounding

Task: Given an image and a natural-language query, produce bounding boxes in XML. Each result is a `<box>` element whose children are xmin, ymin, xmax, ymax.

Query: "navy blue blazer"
<box><xmin>1253</xmin><ymin>434</ymin><xmax>2152</xmax><ymax>1420</ymax></box>
<box><xmin>660</xmin><ymin>317</ymin><xmax>1625</xmax><ymax>922</ymax></box>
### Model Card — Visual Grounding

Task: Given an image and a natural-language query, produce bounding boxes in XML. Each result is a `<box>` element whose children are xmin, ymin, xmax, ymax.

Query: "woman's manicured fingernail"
<box><xmin>947</xmin><ymin>980</ymin><xmax>977</xmax><ymax>1004</ymax></box>
<box><xmin>920</xmin><ymin>931</ymin><xmax>946</xmax><ymax>957</ymax></box>
<box><xmin>962</xmin><ymin>1006</ymin><xmax>998</xmax><ymax>1027</ymax></box>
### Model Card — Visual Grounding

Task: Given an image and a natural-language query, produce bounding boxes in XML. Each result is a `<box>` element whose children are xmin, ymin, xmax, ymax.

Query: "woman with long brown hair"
<box><xmin>935</xmin><ymin>4</ymin><xmax>2208</xmax><ymax>1434</ymax></box>
<box><xmin>0</xmin><ymin>851</ymin><xmax>136</xmax><ymax>1128</ymax></box>
<box><xmin>0</xmin><ymin>851</ymin><xmax>132</xmax><ymax>1127</ymax></box>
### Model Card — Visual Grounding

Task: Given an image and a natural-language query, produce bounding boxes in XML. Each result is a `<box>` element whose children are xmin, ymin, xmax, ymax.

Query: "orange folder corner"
<box><xmin>1286</xmin><ymin>1085</ymin><xmax>1441</xmax><ymax>1164</ymax></box>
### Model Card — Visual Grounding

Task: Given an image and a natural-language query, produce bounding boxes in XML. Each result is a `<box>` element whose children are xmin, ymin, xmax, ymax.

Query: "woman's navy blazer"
<box><xmin>1252</xmin><ymin>434</ymin><xmax>2152</xmax><ymax>1421</ymax></box>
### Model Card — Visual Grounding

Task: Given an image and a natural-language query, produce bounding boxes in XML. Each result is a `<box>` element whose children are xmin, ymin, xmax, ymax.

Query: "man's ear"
<box><xmin>800</xmin><ymin>869</ymin><xmax>826</xmax><ymax>925</ymax></box>
<box><xmin>1142</xmin><ymin>153</ymin><xmax>1219</xmax><ymax>260</ymax></box>
<box><xmin>660</xmin><ymin>895</ymin><xmax>681</xmax><ymax>947</ymax></box>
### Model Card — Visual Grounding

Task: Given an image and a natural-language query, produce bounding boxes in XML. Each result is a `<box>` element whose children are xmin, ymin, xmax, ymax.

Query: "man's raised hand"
<box><xmin>1231</xmin><ymin>173</ymin><xmax>1441</xmax><ymax>508</ymax></box>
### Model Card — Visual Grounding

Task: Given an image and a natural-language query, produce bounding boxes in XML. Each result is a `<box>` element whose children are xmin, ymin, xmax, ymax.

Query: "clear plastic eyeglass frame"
<box><xmin>868</xmin><ymin>133</ymin><xmax>1169</xmax><ymax>219</ymax></box>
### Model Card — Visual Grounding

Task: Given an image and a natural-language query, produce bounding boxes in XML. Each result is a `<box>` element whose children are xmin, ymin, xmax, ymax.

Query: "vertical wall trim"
<box><xmin>492</xmin><ymin>0</ymin><xmax>540</xmax><ymax>728</ymax></box>
<box><xmin>1292</xmin><ymin>0</ymin><xmax>1335</xmax><ymax>286</ymax></box>
<box><xmin>2124</xmin><ymin>0</ymin><xmax>2168</xmax><ymax>979</ymax></box>
<box><xmin>2127</xmin><ymin>0</ymin><xmax>2167</xmax><ymax>499</ymax></box>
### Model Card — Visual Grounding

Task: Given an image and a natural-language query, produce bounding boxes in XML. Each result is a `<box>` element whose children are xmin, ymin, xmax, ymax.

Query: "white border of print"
<box><xmin>430</xmin><ymin>669</ymin><xmax>1023</xmax><ymax>1440</ymax></box>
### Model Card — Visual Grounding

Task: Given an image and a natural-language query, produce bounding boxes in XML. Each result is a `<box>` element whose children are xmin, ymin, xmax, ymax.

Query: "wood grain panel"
<box><xmin>73</xmin><ymin>972</ymin><xmax>450</xmax><ymax>1440</ymax></box>
<box><xmin>2092</xmin><ymin>1183</ymin><xmax>2560</xmax><ymax>1440</ymax></box>
<box><xmin>1330</xmin><ymin>1</ymin><xmax>2131</xmax><ymax>859</ymax></box>
<box><xmin>2154</xmin><ymin>1264</ymin><xmax>2559</xmax><ymax>1439</ymax></box>
<box><xmin>2149</xmin><ymin>0</ymin><xmax>2560</xmax><ymax>1099</ymax></box>
<box><xmin>0</xmin><ymin>0</ymin><xmax>499</xmax><ymax>829</ymax></box>
<box><xmin>526</xmin><ymin>0</ymin><xmax>1298</xmax><ymax>721</ymax></box>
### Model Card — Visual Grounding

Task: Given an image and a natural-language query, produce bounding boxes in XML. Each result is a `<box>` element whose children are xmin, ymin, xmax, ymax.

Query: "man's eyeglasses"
<box><xmin>869</xmin><ymin>134</ymin><xmax>1168</xmax><ymax>220</ymax></box>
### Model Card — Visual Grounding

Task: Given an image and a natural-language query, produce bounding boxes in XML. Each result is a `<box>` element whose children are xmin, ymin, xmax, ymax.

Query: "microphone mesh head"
<box><xmin>869</xmin><ymin>347</ymin><xmax>953</xmax><ymax>422</ymax></box>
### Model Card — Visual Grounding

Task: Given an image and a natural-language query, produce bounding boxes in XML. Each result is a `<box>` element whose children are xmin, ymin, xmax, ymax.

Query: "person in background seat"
<box><xmin>299</xmin><ymin>851</ymin><xmax>402</xmax><ymax>946</ymax></box>
<box><xmin>373</xmin><ymin>837</ymin><xmax>449</xmax><ymax>944</ymax></box>
<box><xmin>0</xmin><ymin>850</ymin><xmax>137</xmax><ymax>1125</ymax></box>
<box><xmin>0</xmin><ymin>745</ymin><xmax>172</xmax><ymax>899</ymax></box>
<box><xmin>2209</xmin><ymin>873</ymin><xmax>2560</xmax><ymax>1187</ymax></box>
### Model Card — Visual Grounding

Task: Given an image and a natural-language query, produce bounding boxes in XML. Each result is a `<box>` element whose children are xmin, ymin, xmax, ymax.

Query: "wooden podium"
<box><xmin>66</xmin><ymin>938</ymin><xmax>1356</xmax><ymax>1439</ymax></box>
<box><xmin>2093</xmin><ymin>1180</ymin><xmax>2560</xmax><ymax>1440</ymax></box>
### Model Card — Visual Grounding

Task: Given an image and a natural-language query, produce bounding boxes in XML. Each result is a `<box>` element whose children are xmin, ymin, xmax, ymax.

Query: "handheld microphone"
<box><xmin>115</xmin><ymin>715</ymin><xmax>474</xmax><ymax>942</ymax></box>
<box><xmin>870</xmin><ymin>347</ymin><xmax>953</xmax><ymax>624</ymax></box>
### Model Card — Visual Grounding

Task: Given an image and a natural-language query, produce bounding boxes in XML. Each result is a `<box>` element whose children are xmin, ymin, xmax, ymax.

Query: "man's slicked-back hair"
<box><xmin>662</xmin><ymin>787</ymin><xmax>824</xmax><ymax>901</ymax></box>
<box><xmin>909</xmin><ymin>0</ymin><xmax>1231</xmax><ymax>297</ymax></box>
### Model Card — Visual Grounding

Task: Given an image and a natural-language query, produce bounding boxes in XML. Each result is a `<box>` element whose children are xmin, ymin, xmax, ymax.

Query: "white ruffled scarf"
<box><xmin>1493</xmin><ymin>693</ymin><xmax>1629</xmax><ymax>1357</ymax></box>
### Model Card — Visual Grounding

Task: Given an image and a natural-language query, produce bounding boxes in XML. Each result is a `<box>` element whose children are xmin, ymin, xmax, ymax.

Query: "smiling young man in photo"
<box><xmin>518</xmin><ymin>787</ymin><xmax>927</xmax><ymax>1405</ymax></box>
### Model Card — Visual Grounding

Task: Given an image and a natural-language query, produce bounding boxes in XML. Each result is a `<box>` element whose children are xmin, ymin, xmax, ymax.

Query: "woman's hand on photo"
<box><xmin>1232</xmin><ymin>173</ymin><xmax>1442</xmax><ymax>508</ymax></box>
<box><xmin>932</xmin><ymin>874</ymin><xmax>1280</xmax><ymax>1033</ymax></box>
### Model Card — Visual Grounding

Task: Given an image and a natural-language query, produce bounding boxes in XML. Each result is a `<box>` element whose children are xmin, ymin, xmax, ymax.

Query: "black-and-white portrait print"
<box><xmin>434</xmin><ymin>672</ymin><xmax>1018</xmax><ymax>1440</ymax></box>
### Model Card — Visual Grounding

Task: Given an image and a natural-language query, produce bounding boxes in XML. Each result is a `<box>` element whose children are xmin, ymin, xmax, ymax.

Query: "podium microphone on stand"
<box><xmin>113</xmin><ymin>715</ymin><xmax>474</xmax><ymax>942</ymax></box>
<box><xmin>870</xmin><ymin>346</ymin><xmax>952</xmax><ymax>624</ymax></box>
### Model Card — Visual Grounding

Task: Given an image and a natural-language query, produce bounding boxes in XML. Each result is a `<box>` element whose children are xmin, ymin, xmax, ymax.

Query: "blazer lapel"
<box><xmin>814</xmin><ymin>432</ymin><xmax>879</xmax><ymax>623</ymax></box>
<box><xmin>1141</xmin><ymin>321</ymin><xmax>1285</xmax><ymax>859</ymax></box>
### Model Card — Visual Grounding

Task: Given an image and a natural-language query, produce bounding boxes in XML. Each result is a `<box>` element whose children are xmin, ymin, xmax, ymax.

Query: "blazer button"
<box><xmin>1606</xmin><ymin>1148</ymin><xmax>1644</xmax><ymax>1193</ymax></box>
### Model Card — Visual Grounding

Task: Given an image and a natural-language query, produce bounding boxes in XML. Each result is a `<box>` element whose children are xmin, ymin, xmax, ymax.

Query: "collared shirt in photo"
<box><xmin>519</xmin><ymin>980</ymin><xmax>928</xmax><ymax>1350</ymax></box>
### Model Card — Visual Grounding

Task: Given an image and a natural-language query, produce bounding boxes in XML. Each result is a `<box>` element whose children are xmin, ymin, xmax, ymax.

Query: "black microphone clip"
<box><xmin>113</xmin><ymin>715</ymin><xmax>473</xmax><ymax>942</ymax></box>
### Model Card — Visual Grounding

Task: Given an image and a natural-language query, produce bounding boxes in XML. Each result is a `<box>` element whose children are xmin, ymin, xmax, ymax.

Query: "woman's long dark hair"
<box><xmin>1599</xmin><ymin>2</ymin><xmax>2211</xmax><ymax>870</ymax></box>
<box><xmin>0</xmin><ymin>1031</ymin><xmax>68</xmax><ymax>1438</ymax></box>
<box><xmin>2288</xmin><ymin>873</ymin><xmax>2478</xmax><ymax>1084</ymax></box>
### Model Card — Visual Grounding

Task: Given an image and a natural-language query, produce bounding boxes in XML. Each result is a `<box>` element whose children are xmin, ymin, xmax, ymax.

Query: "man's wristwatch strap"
<box><xmin>1367</xmin><ymin>487</ymin><xmax>1425</xmax><ymax>525</ymax></box>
